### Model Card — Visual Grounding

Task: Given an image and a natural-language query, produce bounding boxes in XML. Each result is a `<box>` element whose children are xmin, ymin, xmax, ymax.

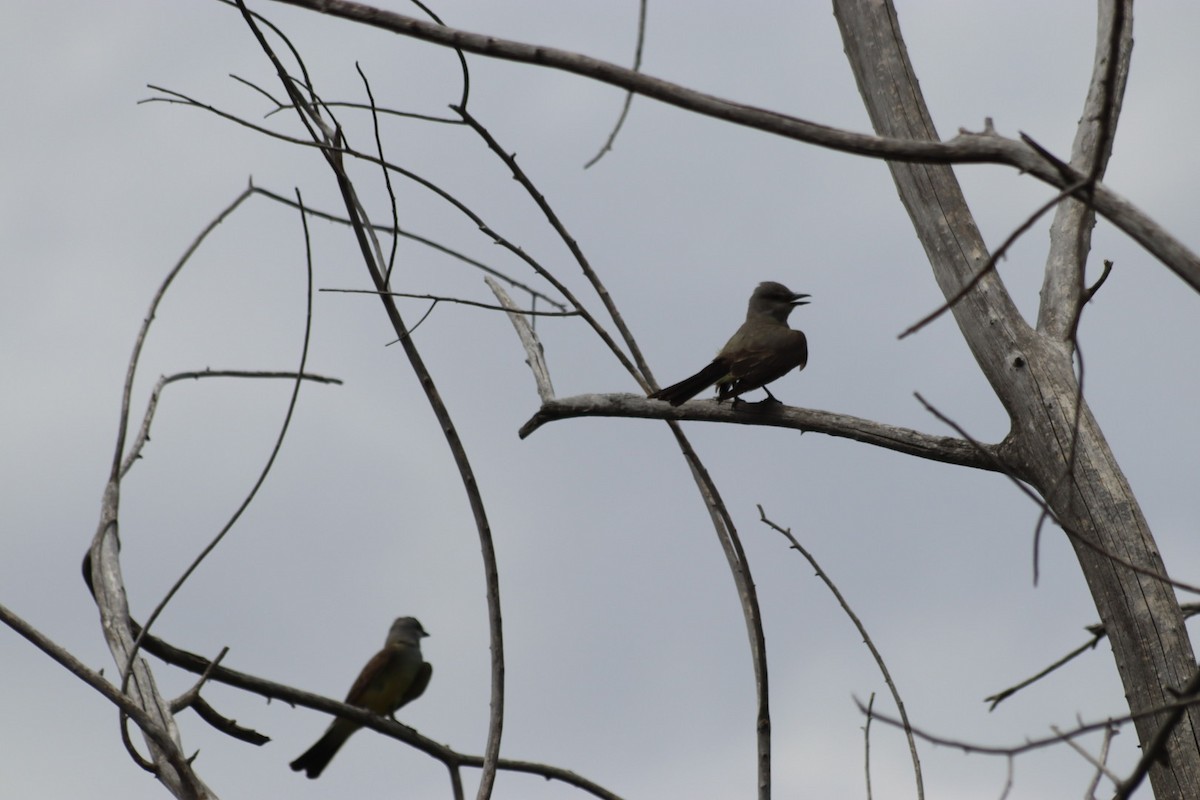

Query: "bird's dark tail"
<box><xmin>290</xmin><ymin>720</ymin><xmax>356</xmax><ymax>779</ymax></box>
<box><xmin>649</xmin><ymin>361</ymin><xmax>728</xmax><ymax>406</ymax></box>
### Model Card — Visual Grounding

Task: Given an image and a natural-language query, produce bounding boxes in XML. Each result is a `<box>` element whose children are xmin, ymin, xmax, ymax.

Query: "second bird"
<box><xmin>290</xmin><ymin>616</ymin><xmax>432</xmax><ymax>780</ymax></box>
<box><xmin>649</xmin><ymin>281</ymin><xmax>810</xmax><ymax>406</ymax></box>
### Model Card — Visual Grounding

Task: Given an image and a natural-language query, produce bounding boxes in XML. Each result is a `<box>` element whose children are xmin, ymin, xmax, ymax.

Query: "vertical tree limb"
<box><xmin>833</xmin><ymin>2</ymin><xmax>1200</xmax><ymax>796</ymax></box>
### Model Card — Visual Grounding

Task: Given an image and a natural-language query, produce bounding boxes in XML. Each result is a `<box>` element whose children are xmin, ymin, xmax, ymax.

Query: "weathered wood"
<box><xmin>833</xmin><ymin>1</ymin><xmax>1200</xmax><ymax>796</ymax></box>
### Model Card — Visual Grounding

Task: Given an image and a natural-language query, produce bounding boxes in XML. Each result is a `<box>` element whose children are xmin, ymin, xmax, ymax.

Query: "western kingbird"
<box><xmin>290</xmin><ymin>616</ymin><xmax>432</xmax><ymax>779</ymax></box>
<box><xmin>649</xmin><ymin>281</ymin><xmax>810</xmax><ymax>405</ymax></box>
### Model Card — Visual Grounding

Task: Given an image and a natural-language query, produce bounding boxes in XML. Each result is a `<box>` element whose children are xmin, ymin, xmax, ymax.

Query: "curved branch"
<box><xmin>463</xmin><ymin>107</ymin><xmax>775</xmax><ymax>797</ymax></box>
<box><xmin>758</xmin><ymin>510</ymin><xmax>924</xmax><ymax>800</ymax></box>
<box><xmin>232</xmin><ymin>6</ymin><xmax>508</xmax><ymax>797</ymax></box>
<box><xmin>121</xmin><ymin>369</ymin><xmax>341</xmax><ymax>480</ymax></box>
<box><xmin>518</xmin><ymin>394</ymin><xmax>1001</xmax><ymax>471</ymax></box>
<box><xmin>583</xmin><ymin>0</ymin><xmax>647</xmax><ymax>169</ymax></box>
<box><xmin>83</xmin><ymin>188</ymin><xmax>257</xmax><ymax>800</ymax></box>
<box><xmin>263</xmin><ymin>0</ymin><xmax>1200</xmax><ymax>293</ymax></box>
<box><xmin>120</xmin><ymin>189</ymin><xmax>320</xmax><ymax>701</ymax></box>
<box><xmin>130</xmin><ymin>624</ymin><xmax>623</xmax><ymax>800</ymax></box>
<box><xmin>1038</xmin><ymin>0</ymin><xmax>1132</xmax><ymax>338</ymax></box>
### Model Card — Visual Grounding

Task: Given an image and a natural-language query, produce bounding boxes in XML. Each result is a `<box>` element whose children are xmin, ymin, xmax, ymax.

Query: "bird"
<box><xmin>290</xmin><ymin>616</ymin><xmax>432</xmax><ymax>779</ymax></box>
<box><xmin>649</xmin><ymin>281</ymin><xmax>810</xmax><ymax>406</ymax></box>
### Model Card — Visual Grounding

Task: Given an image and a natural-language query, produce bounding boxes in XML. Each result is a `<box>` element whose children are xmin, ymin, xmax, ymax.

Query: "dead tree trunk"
<box><xmin>834</xmin><ymin>1</ymin><xmax>1200</xmax><ymax>796</ymax></box>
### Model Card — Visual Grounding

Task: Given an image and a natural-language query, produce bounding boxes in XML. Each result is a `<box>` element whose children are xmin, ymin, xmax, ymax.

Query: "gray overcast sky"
<box><xmin>3</xmin><ymin>2</ymin><xmax>1199</xmax><ymax>798</ymax></box>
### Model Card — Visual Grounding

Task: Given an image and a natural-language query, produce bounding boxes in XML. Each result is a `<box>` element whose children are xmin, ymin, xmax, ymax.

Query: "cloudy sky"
<box><xmin>3</xmin><ymin>2</ymin><xmax>1199</xmax><ymax>798</ymax></box>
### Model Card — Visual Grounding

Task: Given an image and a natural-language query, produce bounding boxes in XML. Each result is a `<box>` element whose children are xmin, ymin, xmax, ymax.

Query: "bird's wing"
<box><xmin>398</xmin><ymin>662</ymin><xmax>433</xmax><ymax>709</ymax></box>
<box><xmin>720</xmin><ymin>332</ymin><xmax>808</xmax><ymax>396</ymax></box>
<box><xmin>343</xmin><ymin>646</ymin><xmax>423</xmax><ymax>715</ymax></box>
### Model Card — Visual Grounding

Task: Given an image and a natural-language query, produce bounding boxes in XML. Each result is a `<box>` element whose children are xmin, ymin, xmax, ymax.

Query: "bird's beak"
<box><xmin>790</xmin><ymin>293</ymin><xmax>811</xmax><ymax>306</ymax></box>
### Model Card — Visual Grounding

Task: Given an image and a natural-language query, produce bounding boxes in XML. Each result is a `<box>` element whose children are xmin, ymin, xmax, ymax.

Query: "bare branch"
<box><xmin>987</xmin><ymin>605</ymin><xmax>1200</xmax><ymax>708</ymax></box>
<box><xmin>520</xmin><ymin>393</ymin><xmax>1000</xmax><ymax>470</ymax></box>
<box><xmin>261</xmin><ymin>0</ymin><xmax>1200</xmax><ymax>293</ymax></box>
<box><xmin>583</xmin><ymin>0</ymin><xmax>647</xmax><ymax>169</ymax></box>
<box><xmin>121</xmin><ymin>189</ymin><xmax>319</xmax><ymax>706</ymax></box>
<box><xmin>984</xmin><ymin>630</ymin><xmax>1104</xmax><ymax>710</ymax></box>
<box><xmin>858</xmin><ymin>695</ymin><xmax>1200</xmax><ymax>758</ymax></box>
<box><xmin>1038</xmin><ymin>0</ymin><xmax>1132</xmax><ymax>339</ymax></box>
<box><xmin>454</xmin><ymin>106</ymin><xmax>648</xmax><ymax>386</ymax></box>
<box><xmin>191</xmin><ymin>697</ymin><xmax>271</xmax><ymax>746</ymax></box>
<box><xmin>1089</xmin><ymin>725</ymin><xmax>1120</xmax><ymax>798</ymax></box>
<box><xmin>863</xmin><ymin>692</ymin><xmax>875</xmax><ymax>800</ymax></box>
<box><xmin>122</xmin><ymin>369</ymin><xmax>341</xmax><ymax>478</ymax></box>
<box><xmin>1052</xmin><ymin>724</ymin><xmax>1121</xmax><ymax>788</ymax></box>
<box><xmin>917</xmin><ymin>392</ymin><xmax>1200</xmax><ymax>598</ymax></box>
<box><xmin>759</xmin><ymin>510</ymin><xmax>924</xmax><ymax>800</ymax></box>
<box><xmin>82</xmin><ymin>187</ymin><xmax>259</xmax><ymax>799</ymax></box>
<box><xmin>129</xmin><ymin>623</ymin><xmax>622</xmax><ymax>799</ymax></box>
<box><xmin>249</xmin><ymin>185</ymin><xmax>566</xmax><ymax>308</ymax></box>
<box><xmin>486</xmin><ymin>278</ymin><xmax>556</xmax><ymax>403</ymax></box>
<box><xmin>321</xmin><ymin>287</ymin><xmax>577</xmax><ymax>316</ymax></box>
<box><xmin>170</xmin><ymin>648</ymin><xmax>230</xmax><ymax>714</ymax></box>
<box><xmin>355</xmin><ymin>62</ymin><xmax>402</xmax><ymax>284</ymax></box>
<box><xmin>1082</xmin><ymin>259</ymin><xmax>1114</xmax><ymax>304</ymax></box>
<box><xmin>458</xmin><ymin>87</ymin><xmax>775</xmax><ymax>799</ymax></box>
<box><xmin>230</xmin><ymin>6</ymin><xmax>509</xmax><ymax>795</ymax></box>
<box><xmin>1113</xmin><ymin>667</ymin><xmax>1200</xmax><ymax>800</ymax></box>
<box><xmin>899</xmin><ymin>177</ymin><xmax>1089</xmax><ymax>340</ymax></box>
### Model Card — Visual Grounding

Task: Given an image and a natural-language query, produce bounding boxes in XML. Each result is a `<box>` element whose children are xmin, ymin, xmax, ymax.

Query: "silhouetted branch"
<box><xmin>263</xmin><ymin>0</ymin><xmax>1200</xmax><ymax>293</ymax></box>
<box><xmin>759</xmin><ymin>509</ymin><xmax>924</xmax><ymax>800</ymax></box>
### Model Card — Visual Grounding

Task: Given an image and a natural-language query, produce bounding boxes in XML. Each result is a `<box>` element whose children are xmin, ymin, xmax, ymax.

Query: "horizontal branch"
<box><xmin>519</xmin><ymin>393</ymin><xmax>1001</xmax><ymax>471</ymax></box>
<box><xmin>267</xmin><ymin>0</ymin><xmax>1200</xmax><ymax>293</ymax></box>
<box><xmin>134</xmin><ymin>624</ymin><xmax>622</xmax><ymax>800</ymax></box>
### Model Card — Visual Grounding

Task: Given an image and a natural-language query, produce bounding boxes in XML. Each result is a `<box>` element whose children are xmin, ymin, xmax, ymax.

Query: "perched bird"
<box><xmin>650</xmin><ymin>281</ymin><xmax>810</xmax><ymax>405</ymax></box>
<box><xmin>290</xmin><ymin>617</ymin><xmax>432</xmax><ymax>779</ymax></box>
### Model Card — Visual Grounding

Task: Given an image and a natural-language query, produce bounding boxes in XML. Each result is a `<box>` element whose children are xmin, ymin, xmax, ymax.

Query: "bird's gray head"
<box><xmin>387</xmin><ymin>616</ymin><xmax>430</xmax><ymax>647</ymax></box>
<box><xmin>750</xmin><ymin>281</ymin><xmax>810</xmax><ymax>322</ymax></box>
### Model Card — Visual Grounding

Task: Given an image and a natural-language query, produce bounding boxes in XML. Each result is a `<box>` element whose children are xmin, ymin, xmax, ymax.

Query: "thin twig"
<box><xmin>987</xmin><ymin>602</ymin><xmax>1200</xmax><ymax>707</ymax></box>
<box><xmin>128</xmin><ymin>622</ymin><xmax>621</xmax><ymax>798</ymax></box>
<box><xmin>262</xmin><ymin>0</ymin><xmax>1200</xmax><ymax>293</ymax></box>
<box><xmin>170</xmin><ymin>648</ymin><xmax>230</xmax><ymax>714</ymax></box>
<box><xmin>321</xmin><ymin>287</ymin><xmax>578</xmax><ymax>316</ymax></box>
<box><xmin>998</xmin><ymin>757</ymin><xmax>1014</xmax><ymax>800</ymax></box>
<box><xmin>267</xmin><ymin>97</ymin><xmax>461</xmax><ymax>124</ymax></box>
<box><xmin>249</xmin><ymin>185</ymin><xmax>565</xmax><ymax>308</ymax></box>
<box><xmin>863</xmin><ymin>692</ymin><xmax>875</xmax><ymax>800</ymax></box>
<box><xmin>583</xmin><ymin>0</ymin><xmax>647</xmax><ymax>169</ymax></box>
<box><xmin>84</xmin><ymin>188</ymin><xmax>257</xmax><ymax>799</ymax></box>
<box><xmin>190</xmin><ymin>695</ymin><xmax>271</xmax><ymax>746</ymax></box>
<box><xmin>454</xmin><ymin>106</ymin><xmax>645</xmax><ymax>385</ymax></box>
<box><xmin>858</xmin><ymin>693</ymin><xmax>1200</xmax><ymax>758</ymax></box>
<box><xmin>486</xmin><ymin>278</ymin><xmax>556</xmax><ymax>403</ymax></box>
<box><xmin>355</xmin><ymin>63</ymin><xmax>402</xmax><ymax>286</ymax></box>
<box><xmin>914</xmin><ymin>393</ymin><xmax>1200</xmax><ymax>597</ymax></box>
<box><xmin>1051</xmin><ymin>724</ymin><xmax>1122</xmax><ymax>787</ymax></box>
<box><xmin>899</xmin><ymin>178</ymin><xmax>1089</xmax><ymax>340</ymax></box>
<box><xmin>1082</xmin><ymin>259</ymin><xmax>1113</xmax><ymax>304</ymax></box>
<box><xmin>232</xmin><ymin>7</ymin><xmax>508</xmax><ymax>796</ymax></box>
<box><xmin>456</xmin><ymin>104</ymin><xmax>775</xmax><ymax>796</ymax></box>
<box><xmin>760</xmin><ymin>508</ymin><xmax>924</xmax><ymax>800</ymax></box>
<box><xmin>121</xmin><ymin>369</ymin><xmax>341</xmax><ymax>478</ymax></box>
<box><xmin>1087</xmin><ymin>724</ymin><xmax>1119</xmax><ymax>798</ymax></box>
<box><xmin>984</xmin><ymin>630</ymin><xmax>1104</xmax><ymax>710</ymax></box>
<box><xmin>1112</xmin><ymin>666</ymin><xmax>1200</xmax><ymax>800</ymax></box>
<box><xmin>119</xmin><ymin>187</ymin><xmax>319</xmax><ymax>723</ymax></box>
